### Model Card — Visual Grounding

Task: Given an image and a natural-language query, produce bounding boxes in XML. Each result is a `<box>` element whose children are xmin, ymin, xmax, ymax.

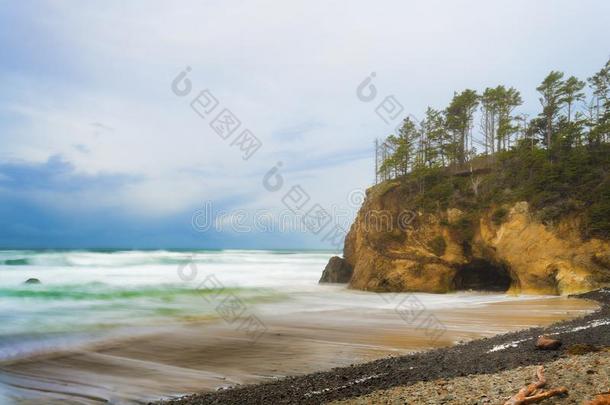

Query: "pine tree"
<box><xmin>496</xmin><ymin>86</ymin><xmax>523</xmax><ymax>150</ymax></box>
<box><xmin>536</xmin><ymin>71</ymin><xmax>565</xmax><ymax>151</ymax></box>
<box><xmin>445</xmin><ymin>89</ymin><xmax>479</xmax><ymax>165</ymax></box>
<box><xmin>561</xmin><ymin>76</ymin><xmax>586</xmax><ymax>123</ymax></box>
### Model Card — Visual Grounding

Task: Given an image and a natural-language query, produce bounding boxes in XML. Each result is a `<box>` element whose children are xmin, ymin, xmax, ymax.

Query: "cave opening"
<box><xmin>453</xmin><ymin>259</ymin><xmax>512</xmax><ymax>292</ymax></box>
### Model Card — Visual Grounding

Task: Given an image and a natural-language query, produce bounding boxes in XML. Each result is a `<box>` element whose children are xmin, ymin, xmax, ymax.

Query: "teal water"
<box><xmin>0</xmin><ymin>249</ymin><xmax>332</xmax><ymax>360</ymax></box>
<box><xmin>0</xmin><ymin>249</ymin><xmax>555</xmax><ymax>364</ymax></box>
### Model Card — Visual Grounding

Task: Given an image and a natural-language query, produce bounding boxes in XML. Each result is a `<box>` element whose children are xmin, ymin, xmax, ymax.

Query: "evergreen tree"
<box><xmin>445</xmin><ymin>89</ymin><xmax>479</xmax><ymax>164</ymax></box>
<box><xmin>496</xmin><ymin>86</ymin><xmax>523</xmax><ymax>150</ymax></box>
<box><xmin>536</xmin><ymin>71</ymin><xmax>565</xmax><ymax>151</ymax></box>
<box><xmin>421</xmin><ymin>107</ymin><xmax>448</xmax><ymax>167</ymax></box>
<box><xmin>587</xmin><ymin>59</ymin><xmax>610</xmax><ymax>144</ymax></box>
<box><xmin>561</xmin><ymin>76</ymin><xmax>586</xmax><ymax>123</ymax></box>
<box><xmin>374</xmin><ymin>59</ymin><xmax>609</xmax><ymax>181</ymax></box>
<box><xmin>480</xmin><ymin>87</ymin><xmax>499</xmax><ymax>154</ymax></box>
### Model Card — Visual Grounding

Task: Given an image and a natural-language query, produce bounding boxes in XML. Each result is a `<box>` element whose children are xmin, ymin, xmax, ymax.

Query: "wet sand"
<box><xmin>0</xmin><ymin>296</ymin><xmax>598</xmax><ymax>404</ymax></box>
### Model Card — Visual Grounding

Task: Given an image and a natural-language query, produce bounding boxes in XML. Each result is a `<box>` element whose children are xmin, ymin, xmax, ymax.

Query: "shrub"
<box><xmin>491</xmin><ymin>207</ymin><xmax>509</xmax><ymax>225</ymax></box>
<box><xmin>380</xmin><ymin>143</ymin><xmax>609</xmax><ymax>240</ymax></box>
<box><xmin>587</xmin><ymin>200</ymin><xmax>610</xmax><ymax>238</ymax></box>
<box><xmin>450</xmin><ymin>216</ymin><xmax>476</xmax><ymax>242</ymax></box>
<box><xmin>428</xmin><ymin>236</ymin><xmax>447</xmax><ymax>256</ymax></box>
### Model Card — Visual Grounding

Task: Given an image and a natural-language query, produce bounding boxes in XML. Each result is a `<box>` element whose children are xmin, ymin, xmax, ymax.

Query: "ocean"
<box><xmin>0</xmin><ymin>249</ymin><xmax>598</xmax><ymax>403</ymax></box>
<box><xmin>0</xmin><ymin>249</ymin><xmax>566</xmax><ymax>362</ymax></box>
<box><xmin>0</xmin><ymin>249</ymin><xmax>332</xmax><ymax>360</ymax></box>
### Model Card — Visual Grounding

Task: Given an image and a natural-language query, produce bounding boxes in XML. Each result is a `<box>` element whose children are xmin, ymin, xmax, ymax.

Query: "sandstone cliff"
<box><xmin>328</xmin><ymin>181</ymin><xmax>610</xmax><ymax>295</ymax></box>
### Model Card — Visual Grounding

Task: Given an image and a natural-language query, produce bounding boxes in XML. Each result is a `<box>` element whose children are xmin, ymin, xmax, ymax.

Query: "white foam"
<box><xmin>487</xmin><ymin>338</ymin><xmax>531</xmax><ymax>353</ymax></box>
<box><xmin>304</xmin><ymin>373</ymin><xmax>386</xmax><ymax>397</ymax></box>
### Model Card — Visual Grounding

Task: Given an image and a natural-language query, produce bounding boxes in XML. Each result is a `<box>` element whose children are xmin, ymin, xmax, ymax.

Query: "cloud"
<box><xmin>0</xmin><ymin>0</ymin><xmax>609</xmax><ymax>247</ymax></box>
<box><xmin>0</xmin><ymin>155</ymin><xmax>124</xmax><ymax>192</ymax></box>
<box><xmin>73</xmin><ymin>144</ymin><xmax>90</xmax><ymax>154</ymax></box>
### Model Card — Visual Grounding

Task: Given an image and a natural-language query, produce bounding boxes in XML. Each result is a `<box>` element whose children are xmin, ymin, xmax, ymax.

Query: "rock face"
<box><xmin>319</xmin><ymin>256</ymin><xmax>353</xmax><ymax>283</ymax></box>
<box><xmin>328</xmin><ymin>182</ymin><xmax>610</xmax><ymax>295</ymax></box>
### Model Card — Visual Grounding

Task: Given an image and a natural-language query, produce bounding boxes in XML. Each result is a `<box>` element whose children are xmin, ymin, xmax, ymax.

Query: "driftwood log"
<box><xmin>504</xmin><ymin>366</ymin><xmax>568</xmax><ymax>405</ymax></box>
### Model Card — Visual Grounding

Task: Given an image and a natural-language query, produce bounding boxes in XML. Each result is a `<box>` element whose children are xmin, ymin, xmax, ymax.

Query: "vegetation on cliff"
<box><xmin>375</xmin><ymin>58</ymin><xmax>610</xmax><ymax>239</ymax></box>
<box><xmin>377</xmin><ymin>143</ymin><xmax>609</xmax><ymax>239</ymax></box>
<box><xmin>329</xmin><ymin>58</ymin><xmax>610</xmax><ymax>294</ymax></box>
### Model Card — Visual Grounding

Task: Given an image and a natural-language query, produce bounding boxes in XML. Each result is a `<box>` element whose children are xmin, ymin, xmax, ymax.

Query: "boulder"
<box><xmin>535</xmin><ymin>335</ymin><xmax>562</xmax><ymax>350</ymax></box>
<box><xmin>24</xmin><ymin>278</ymin><xmax>41</xmax><ymax>285</ymax></box>
<box><xmin>319</xmin><ymin>256</ymin><xmax>353</xmax><ymax>283</ymax></box>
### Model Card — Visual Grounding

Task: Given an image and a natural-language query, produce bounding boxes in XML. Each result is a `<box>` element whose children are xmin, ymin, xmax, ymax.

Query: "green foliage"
<box><xmin>586</xmin><ymin>178</ymin><xmax>610</xmax><ymax>238</ymax></box>
<box><xmin>372</xmin><ymin>58</ymin><xmax>610</xmax><ymax>239</ymax></box>
<box><xmin>428</xmin><ymin>236</ymin><xmax>447</xmax><ymax>256</ymax></box>
<box><xmin>587</xmin><ymin>202</ymin><xmax>610</xmax><ymax>238</ymax></box>
<box><xmin>449</xmin><ymin>215</ymin><xmax>476</xmax><ymax>243</ymax></box>
<box><xmin>383</xmin><ymin>143</ymin><xmax>609</xmax><ymax>239</ymax></box>
<box><xmin>445</xmin><ymin>89</ymin><xmax>479</xmax><ymax>164</ymax></box>
<box><xmin>491</xmin><ymin>207</ymin><xmax>509</xmax><ymax>225</ymax></box>
<box><xmin>480</xmin><ymin>86</ymin><xmax>523</xmax><ymax>154</ymax></box>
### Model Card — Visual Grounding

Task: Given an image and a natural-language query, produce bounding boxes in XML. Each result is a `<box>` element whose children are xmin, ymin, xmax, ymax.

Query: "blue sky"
<box><xmin>0</xmin><ymin>0</ymin><xmax>609</xmax><ymax>249</ymax></box>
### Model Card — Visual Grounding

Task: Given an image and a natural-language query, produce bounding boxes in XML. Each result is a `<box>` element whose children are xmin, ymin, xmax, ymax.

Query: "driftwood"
<box><xmin>504</xmin><ymin>366</ymin><xmax>568</xmax><ymax>405</ymax></box>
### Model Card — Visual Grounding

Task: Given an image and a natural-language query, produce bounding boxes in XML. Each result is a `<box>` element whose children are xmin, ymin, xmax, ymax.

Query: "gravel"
<box><xmin>332</xmin><ymin>350</ymin><xmax>609</xmax><ymax>404</ymax></box>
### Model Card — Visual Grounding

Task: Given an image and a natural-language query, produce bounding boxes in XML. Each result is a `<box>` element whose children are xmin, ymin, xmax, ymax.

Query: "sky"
<box><xmin>0</xmin><ymin>0</ymin><xmax>609</xmax><ymax>249</ymax></box>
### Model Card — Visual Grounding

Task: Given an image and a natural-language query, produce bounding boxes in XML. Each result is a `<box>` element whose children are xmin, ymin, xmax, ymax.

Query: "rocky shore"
<box><xmin>158</xmin><ymin>289</ymin><xmax>610</xmax><ymax>405</ymax></box>
<box><xmin>334</xmin><ymin>350</ymin><xmax>609</xmax><ymax>404</ymax></box>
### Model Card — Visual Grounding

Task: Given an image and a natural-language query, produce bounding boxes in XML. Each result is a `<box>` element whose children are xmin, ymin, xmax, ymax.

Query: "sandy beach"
<box><xmin>160</xmin><ymin>289</ymin><xmax>610</xmax><ymax>405</ymax></box>
<box><xmin>0</xmin><ymin>295</ymin><xmax>597</xmax><ymax>404</ymax></box>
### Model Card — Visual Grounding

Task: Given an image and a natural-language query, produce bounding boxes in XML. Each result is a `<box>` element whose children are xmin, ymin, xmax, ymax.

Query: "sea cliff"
<box><xmin>322</xmin><ymin>147</ymin><xmax>610</xmax><ymax>295</ymax></box>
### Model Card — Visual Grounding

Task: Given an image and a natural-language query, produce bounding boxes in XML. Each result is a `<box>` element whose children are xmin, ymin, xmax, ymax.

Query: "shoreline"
<box><xmin>0</xmin><ymin>293</ymin><xmax>596</xmax><ymax>404</ymax></box>
<box><xmin>159</xmin><ymin>289</ymin><xmax>610</xmax><ymax>405</ymax></box>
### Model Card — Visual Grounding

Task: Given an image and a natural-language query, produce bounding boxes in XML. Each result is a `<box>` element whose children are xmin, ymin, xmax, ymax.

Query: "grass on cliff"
<box><xmin>374</xmin><ymin>143</ymin><xmax>610</xmax><ymax>239</ymax></box>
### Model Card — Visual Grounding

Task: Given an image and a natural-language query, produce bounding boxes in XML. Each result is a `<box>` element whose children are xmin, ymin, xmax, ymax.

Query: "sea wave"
<box><xmin>0</xmin><ymin>249</ymin><xmax>330</xmax><ymax>361</ymax></box>
<box><xmin>0</xmin><ymin>283</ymin><xmax>245</xmax><ymax>301</ymax></box>
<box><xmin>2</xmin><ymin>258</ymin><xmax>30</xmax><ymax>265</ymax></box>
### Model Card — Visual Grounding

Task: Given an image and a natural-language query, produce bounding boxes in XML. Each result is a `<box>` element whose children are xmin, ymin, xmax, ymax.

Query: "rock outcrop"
<box><xmin>319</xmin><ymin>256</ymin><xmax>353</xmax><ymax>283</ymax></box>
<box><xmin>331</xmin><ymin>182</ymin><xmax>610</xmax><ymax>295</ymax></box>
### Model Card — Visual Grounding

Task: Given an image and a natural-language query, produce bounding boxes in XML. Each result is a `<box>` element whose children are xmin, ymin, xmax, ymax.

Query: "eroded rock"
<box><xmin>340</xmin><ymin>182</ymin><xmax>610</xmax><ymax>295</ymax></box>
<box><xmin>319</xmin><ymin>256</ymin><xmax>353</xmax><ymax>283</ymax></box>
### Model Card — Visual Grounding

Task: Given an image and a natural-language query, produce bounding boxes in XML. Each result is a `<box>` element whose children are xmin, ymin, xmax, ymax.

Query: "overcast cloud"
<box><xmin>0</xmin><ymin>0</ymin><xmax>608</xmax><ymax>248</ymax></box>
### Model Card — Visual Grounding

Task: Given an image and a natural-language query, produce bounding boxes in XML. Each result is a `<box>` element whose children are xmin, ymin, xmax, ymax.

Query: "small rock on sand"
<box><xmin>319</xmin><ymin>256</ymin><xmax>353</xmax><ymax>283</ymax></box>
<box><xmin>535</xmin><ymin>335</ymin><xmax>561</xmax><ymax>350</ymax></box>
